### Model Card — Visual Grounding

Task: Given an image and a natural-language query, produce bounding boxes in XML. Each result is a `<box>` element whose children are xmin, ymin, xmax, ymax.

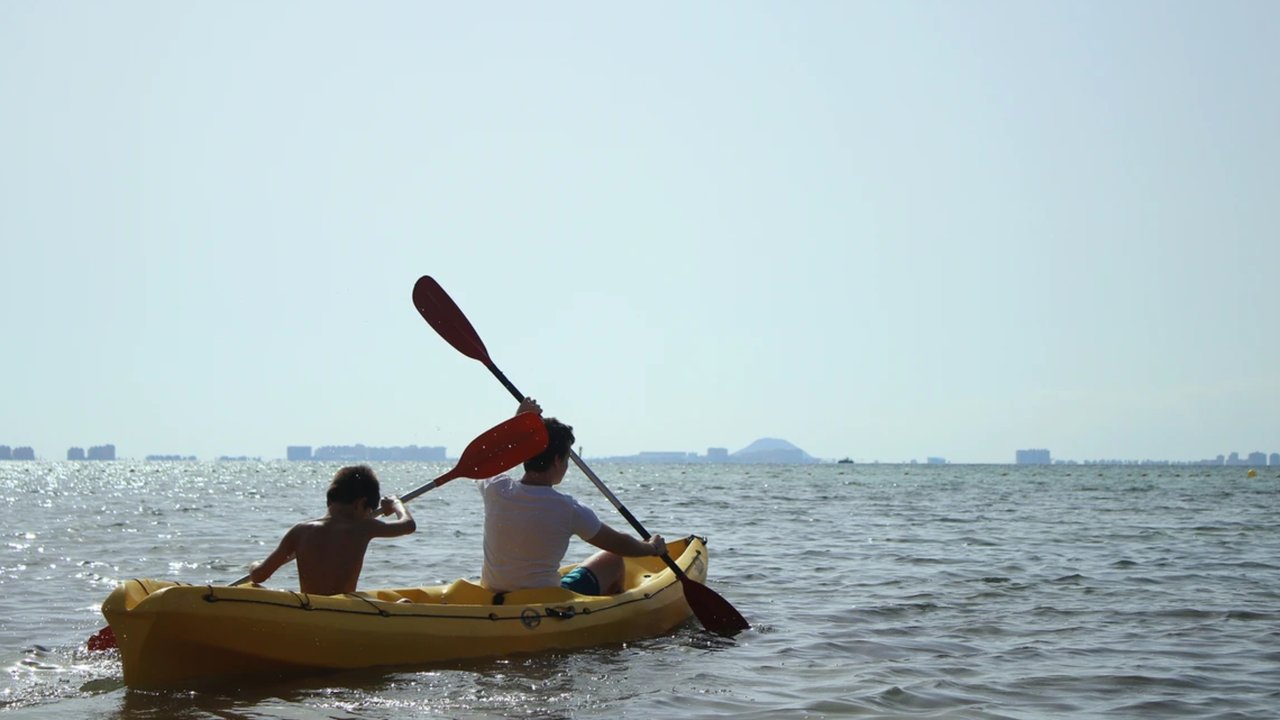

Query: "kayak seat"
<box><xmin>433</xmin><ymin>579</ymin><xmax>580</xmax><ymax>606</ymax></box>
<box><xmin>439</xmin><ymin>579</ymin><xmax>491</xmax><ymax>605</ymax></box>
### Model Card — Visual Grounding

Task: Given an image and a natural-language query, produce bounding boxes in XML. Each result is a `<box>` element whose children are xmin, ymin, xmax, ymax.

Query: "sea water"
<box><xmin>1</xmin><ymin>461</ymin><xmax>1277</xmax><ymax>719</ymax></box>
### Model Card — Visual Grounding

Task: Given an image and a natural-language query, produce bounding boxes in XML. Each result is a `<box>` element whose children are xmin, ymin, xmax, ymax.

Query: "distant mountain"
<box><xmin>732</xmin><ymin>438</ymin><xmax>819</xmax><ymax>464</ymax></box>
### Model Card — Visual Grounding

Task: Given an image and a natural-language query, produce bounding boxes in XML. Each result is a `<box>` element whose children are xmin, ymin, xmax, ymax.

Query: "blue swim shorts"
<box><xmin>560</xmin><ymin>566</ymin><xmax>601</xmax><ymax>595</ymax></box>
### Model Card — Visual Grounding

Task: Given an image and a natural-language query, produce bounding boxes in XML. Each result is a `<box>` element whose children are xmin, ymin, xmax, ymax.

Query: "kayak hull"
<box><xmin>101</xmin><ymin>535</ymin><xmax>709</xmax><ymax>688</ymax></box>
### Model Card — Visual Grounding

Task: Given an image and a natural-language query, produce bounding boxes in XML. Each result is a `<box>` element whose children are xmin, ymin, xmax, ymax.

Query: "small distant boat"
<box><xmin>837</xmin><ymin>457</ymin><xmax>853</xmax><ymax>464</ymax></box>
<box><xmin>101</xmin><ymin>536</ymin><xmax>709</xmax><ymax>688</ymax></box>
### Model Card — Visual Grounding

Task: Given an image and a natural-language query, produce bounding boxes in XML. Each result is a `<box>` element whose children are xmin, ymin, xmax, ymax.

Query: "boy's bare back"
<box><xmin>251</xmin><ymin>494</ymin><xmax>415</xmax><ymax>595</ymax></box>
<box><xmin>289</xmin><ymin>515</ymin><xmax>381</xmax><ymax>595</ymax></box>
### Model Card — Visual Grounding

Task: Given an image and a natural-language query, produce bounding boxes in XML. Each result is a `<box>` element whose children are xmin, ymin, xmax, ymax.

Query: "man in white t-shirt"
<box><xmin>476</xmin><ymin>398</ymin><xmax>666</xmax><ymax>595</ymax></box>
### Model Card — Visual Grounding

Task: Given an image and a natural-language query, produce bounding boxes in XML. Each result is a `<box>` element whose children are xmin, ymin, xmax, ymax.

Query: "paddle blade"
<box><xmin>681</xmin><ymin>575</ymin><xmax>751</xmax><ymax>637</ymax></box>
<box><xmin>440</xmin><ymin>412</ymin><xmax>548</xmax><ymax>485</ymax></box>
<box><xmin>87</xmin><ymin>625</ymin><xmax>117</xmax><ymax>652</ymax></box>
<box><xmin>413</xmin><ymin>276</ymin><xmax>492</xmax><ymax>364</ymax></box>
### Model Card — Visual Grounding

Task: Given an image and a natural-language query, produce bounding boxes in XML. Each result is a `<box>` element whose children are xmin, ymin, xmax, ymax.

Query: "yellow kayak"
<box><xmin>101</xmin><ymin>535</ymin><xmax>709</xmax><ymax>688</ymax></box>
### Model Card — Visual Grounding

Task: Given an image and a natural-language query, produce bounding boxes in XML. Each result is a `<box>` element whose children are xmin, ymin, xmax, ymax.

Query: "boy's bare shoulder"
<box><xmin>287</xmin><ymin>517</ymin><xmax>333</xmax><ymax>535</ymax></box>
<box><xmin>295</xmin><ymin>515</ymin><xmax>381</xmax><ymax>536</ymax></box>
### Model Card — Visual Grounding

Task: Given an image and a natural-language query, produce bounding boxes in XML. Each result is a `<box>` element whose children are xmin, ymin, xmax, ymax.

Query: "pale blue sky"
<box><xmin>2</xmin><ymin>2</ymin><xmax>1276</xmax><ymax>463</ymax></box>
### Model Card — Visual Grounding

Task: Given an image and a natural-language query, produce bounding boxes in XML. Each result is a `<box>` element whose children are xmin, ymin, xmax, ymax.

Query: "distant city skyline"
<box><xmin>1</xmin><ymin>440</ymin><xmax>1276</xmax><ymax>467</ymax></box>
<box><xmin>1015</xmin><ymin>448</ymin><xmax>1280</xmax><ymax>467</ymax></box>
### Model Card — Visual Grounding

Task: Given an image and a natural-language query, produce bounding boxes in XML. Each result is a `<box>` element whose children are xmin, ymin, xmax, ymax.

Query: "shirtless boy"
<box><xmin>250</xmin><ymin>464</ymin><xmax>416</xmax><ymax>595</ymax></box>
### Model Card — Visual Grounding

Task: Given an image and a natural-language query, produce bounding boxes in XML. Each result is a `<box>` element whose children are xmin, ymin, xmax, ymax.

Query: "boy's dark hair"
<box><xmin>327</xmin><ymin>465</ymin><xmax>381</xmax><ymax>509</ymax></box>
<box><xmin>523</xmin><ymin>418</ymin><xmax>575</xmax><ymax>472</ymax></box>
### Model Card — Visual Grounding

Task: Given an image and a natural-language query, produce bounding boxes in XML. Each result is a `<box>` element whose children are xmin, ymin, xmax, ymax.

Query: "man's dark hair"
<box><xmin>523</xmin><ymin>418</ymin><xmax>575</xmax><ymax>472</ymax></box>
<box><xmin>327</xmin><ymin>464</ymin><xmax>381</xmax><ymax>509</ymax></box>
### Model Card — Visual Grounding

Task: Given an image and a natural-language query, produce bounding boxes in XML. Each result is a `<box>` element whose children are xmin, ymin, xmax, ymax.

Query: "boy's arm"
<box><xmin>250</xmin><ymin>524</ymin><xmax>301</xmax><ymax>584</ymax></box>
<box><xmin>369</xmin><ymin>496</ymin><xmax>416</xmax><ymax>538</ymax></box>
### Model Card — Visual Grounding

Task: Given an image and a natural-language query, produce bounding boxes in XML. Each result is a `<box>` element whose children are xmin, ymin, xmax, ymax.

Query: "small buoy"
<box><xmin>1247</xmin><ymin>469</ymin><xmax>1258</xmax><ymax>478</ymax></box>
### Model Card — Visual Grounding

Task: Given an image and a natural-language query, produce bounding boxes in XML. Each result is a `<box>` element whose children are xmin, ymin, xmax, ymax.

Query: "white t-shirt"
<box><xmin>477</xmin><ymin>474</ymin><xmax>603</xmax><ymax>592</ymax></box>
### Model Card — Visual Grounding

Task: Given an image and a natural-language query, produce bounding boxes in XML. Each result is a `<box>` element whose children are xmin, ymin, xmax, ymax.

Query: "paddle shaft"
<box><xmin>481</xmin><ymin>360</ymin><xmax>687</xmax><ymax>577</ymax></box>
<box><xmin>413</xmin><ymin>274</ymin><xmax>749</xmax><ymax>635</ymax></box>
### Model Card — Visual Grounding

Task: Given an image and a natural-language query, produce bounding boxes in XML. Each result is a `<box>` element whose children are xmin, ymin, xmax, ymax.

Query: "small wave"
<box><xmin>848</xmin><ymin>602</ymin><xmax>945</xmax><ymax>621</ymax></box>
<box><xmin>1143</xmin><ymin>608</ymin><xmax>1227</xmax><ymax>620</ymax></box>
<box><xmin>1219</xmin><ymin>561</ymin><xmax>1280</xmax><ymax>571</ymax></box>
<box><xmin>1225</xmin><ymin>610</ymin><xmax>1276</xmax><ymax>621</ymax></box>
<box><xmin>867</xmin><ymin>683</ymin><xmax>993</xmax><ymax>714</ymax></box>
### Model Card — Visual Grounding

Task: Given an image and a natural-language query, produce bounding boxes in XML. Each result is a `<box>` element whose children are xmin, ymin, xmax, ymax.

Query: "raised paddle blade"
<box><xmin>413</xmin><ymin>276</ymin><xmax>492</xmax><ymax>365</ymax></box>
<box><xmin>433</xmin><ymin>412</ymin><xmax>549</xmax><ymax>486</ymax></box>
<box><xmin>680</xmin><ymin>575</ymin><xmax>751</xmax><ymax>636</ymax></box>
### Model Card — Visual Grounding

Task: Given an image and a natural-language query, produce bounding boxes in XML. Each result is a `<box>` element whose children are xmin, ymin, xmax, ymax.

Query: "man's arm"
<box><xmin>586</xmin><ymin>524</ymin><xmax>666</xmax><ymax>557</ymax></box>
<box><xmin>250</xmin><ymin>524</ymin><xmax>301</xmax><ymax>584</ymax></box>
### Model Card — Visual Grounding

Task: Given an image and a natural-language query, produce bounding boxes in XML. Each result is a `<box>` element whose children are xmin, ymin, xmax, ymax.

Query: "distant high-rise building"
<box><xmin>1227</xmin><ymin>452</ymin><xmax>1243</xmax><ymax>466</ymax></box>
<box><xmin>287</xmin><ymin>446</ymin><xmax>313</xmax><ymax>461</ymax></box>
<box><xmin>1015</xmin><ymin>449</ymin><xmax>1052</xmax><ymax>465</ymax></box>
<box><xmin>706</xmin><ymin>447</ymin><xmax>728</xmax><ymax>462</ymax></box>
<box><xmin>12</xmin><ymin>447</ymin><xmax>35</xmax><ymax>460</ymax></box>
<box><xmin>87</xmin><ymin>444</ymin><xmax>116</xmax><ymax>461</ymax></box>
<box><xmin>67</xmin><ymin>447</ymin><xmax>86</xmax><ymax>460</ymax></box>
<box><xmin>307</xmin><ymin>444</ymin><xmax>447</xmax><ymax>461</ymax></box>
<box><xmin>0</xmin><ymin>445</ymin><xmax>10</xmax><ymax>460</ymax></box>
<box><xmin>1247</xmin><ymin>451</ymin><xmax>1267</xmax><ymax>466</ymax></box>
<box><xmin>1271</xmin><ymin>453</ymin><xmax>1280</xmax><ymax>467</ymax></box>
<box><xmin>636</xmin><ymin>451</ymin><xmax>697</xmax><ymax>462</ymax></box>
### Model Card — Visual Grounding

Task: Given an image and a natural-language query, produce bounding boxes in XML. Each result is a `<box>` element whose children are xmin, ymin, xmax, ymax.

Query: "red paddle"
<box><xmin>412</xmin><ymin>275</ymin><xmax>751</xmax><ymax>636</ymax></box>
<box><xmin>87</xmin><ymin>412</ymin><xmax>549</xmax><ymax>652</ymax></box>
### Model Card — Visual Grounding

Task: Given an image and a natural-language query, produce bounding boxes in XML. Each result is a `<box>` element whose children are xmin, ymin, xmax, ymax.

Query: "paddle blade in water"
<box><xmin>413</xmin><ymin>276</ymin><xmax>492</xmax><ymax>364</ymax></box>
<box><xmin>681</xmin><ymin>575</ymin><xmax>751</xmax><ymax>637</ymax></box>
<box><xmin>87</xmin><ymin>625</ymin><xmax>116</xmax><ymax>652</ymax></box>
